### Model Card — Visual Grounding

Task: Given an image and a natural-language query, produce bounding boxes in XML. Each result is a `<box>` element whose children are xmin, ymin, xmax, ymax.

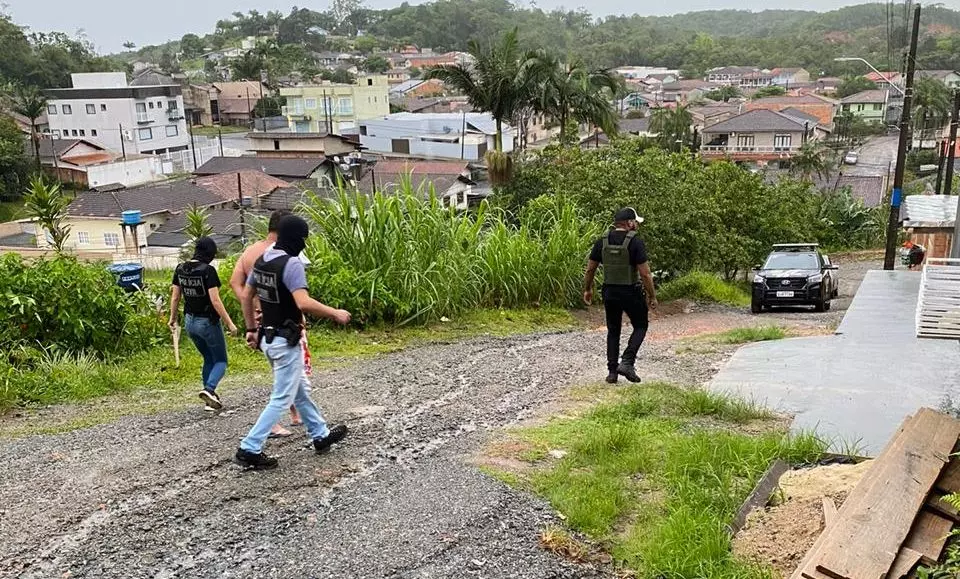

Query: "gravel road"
<box><xmin>0</xmin><ymin>260</ymin><xmax>881</xmax><ymax>579</ymax></box>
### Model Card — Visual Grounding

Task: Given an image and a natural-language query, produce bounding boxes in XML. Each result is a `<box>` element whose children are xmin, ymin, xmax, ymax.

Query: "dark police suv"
<box><xmin>751</xmin><ymin>244</ymin><xmax>839</xmax><ymax>314</ymax></box>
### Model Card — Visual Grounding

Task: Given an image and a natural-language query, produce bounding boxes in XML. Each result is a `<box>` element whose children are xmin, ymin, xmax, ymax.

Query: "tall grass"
<box><xmin>658</xmin><ymin>271</ymin><xmax>751</xmax><ymax>306</ymax></box>
<box><xmin>297</xmin><ymin>186</ymin><xmax>599</xmax><ymax>324</ymax></box>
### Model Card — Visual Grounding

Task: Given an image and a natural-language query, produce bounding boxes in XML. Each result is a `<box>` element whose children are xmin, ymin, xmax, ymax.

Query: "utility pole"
<box><xmin>936</xmin><ymin>140</ymin><xmax>947</xmax><ymax>195</ymax></box>
<box><xmin>119</xmin><ymin>123</ymin><xmax>127</xmax><ymax>161</ymax></box>
<box><xmin>187</xmin><ymin>116</ymin><xmax>198</xmax><ymax>170</ymax></box>
<box><xmin>944</xmin><ymin>90</ymin><xmax>960</xmax><ymax>197</ymax></box>
<box><xmin>237</xmin><ymin>172</ymin><xmax>246</xmax><ymax>245</ymax></box>
<box><xmin>217</xmin><ymin>126</ymin><xmax>224</xmax><ymax>156</ymax></box>
<box><xmin>460</xmin><ymin>110</ymin><xmax>466</xmax><ymax>160</ymax></box>
<box><xmin>882</xmin><ymin>3</ymin><xmax>920</xmax><ymax>270</ymax></box>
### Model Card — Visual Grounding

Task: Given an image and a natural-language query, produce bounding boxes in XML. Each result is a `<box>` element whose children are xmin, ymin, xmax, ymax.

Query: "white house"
<box><xmin>358</xmin><ymin>113</ymin><xmax>514</xmax><ymax>161</ymax></box>
<box><xmin>44</xmin><ymin>72</ymin><xmax>190</xmax><ymax>156</ymax></box>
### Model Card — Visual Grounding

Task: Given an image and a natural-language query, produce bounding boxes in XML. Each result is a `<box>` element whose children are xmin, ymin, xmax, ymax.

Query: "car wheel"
<box><xmin>751</xmin><ymin>297</ymin><xmax>763</xmax><ymax>314</ymax></box>
<box><xmin>814</xmin><ymin>290</ymin><xmax>828</xmax><ymax>312</ymax></box>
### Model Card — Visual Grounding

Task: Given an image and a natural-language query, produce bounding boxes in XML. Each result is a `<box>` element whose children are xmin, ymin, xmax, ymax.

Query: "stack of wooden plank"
<box><xmin>916</xmin><ymin>259</ymin><xmax>960</xmax><ymax>339</ymax></box>
<box><xmin>790</xmin><ymin>408</ymin><xmax>960</xmax><ymax>579</ymax></box>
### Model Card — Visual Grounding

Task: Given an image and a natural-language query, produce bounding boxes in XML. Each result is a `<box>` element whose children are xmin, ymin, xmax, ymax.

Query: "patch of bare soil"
<box><xmin>732</xmin><ymin>460</ymin><xmax>872</xmax><ymax>577</ymax></box>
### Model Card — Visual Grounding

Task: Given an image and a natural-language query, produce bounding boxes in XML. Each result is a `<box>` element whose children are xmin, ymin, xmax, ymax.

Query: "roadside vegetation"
<box><xmin>483</xmin><ymin>382</ymin><xmax>827</xmax><ymax>577</ymax></box>
<box><xmin>658</xmin><ymin>272</ymin><xmax>751</xmax><ymax>306</ymax></box>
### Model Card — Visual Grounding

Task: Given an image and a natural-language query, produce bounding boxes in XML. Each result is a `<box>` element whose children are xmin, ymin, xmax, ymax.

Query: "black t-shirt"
<box><xmin>589</xmin><ymin>230</ymin><xmax>649</xmax><ymax>266</ymax></box>
<box><xmin>172</xmin><ymin>261</ymin><xmax>221</xmax><ymax>319</ymax></box>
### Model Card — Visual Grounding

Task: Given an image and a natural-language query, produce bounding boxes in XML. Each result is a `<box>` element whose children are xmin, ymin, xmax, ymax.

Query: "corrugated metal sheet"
<box><xmin>903</xmin><ymin>195</ymin><xmax>959</xmax><ymax>227</ymax></box>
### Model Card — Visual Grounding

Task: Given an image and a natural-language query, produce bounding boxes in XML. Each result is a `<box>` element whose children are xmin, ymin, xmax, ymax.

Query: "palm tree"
<box><xmin>789</xmin><ymin>142</ymin><xmax>830</xmax><ymax>182</ymax></box>
<box><xmin>9</xmin><ymin>84</ymin><xmax>47</xmax><ymax>170</ymax></box>
<box><xmin>649</xmin><ymin>105</ymin><xmax>693</xmax><ymax>152</ymax></box>
<box><xmin>425</xmin><ymin>29</ymin><xmax>529</xmax><ymax>156</ymax></box>
<box><xmin>526</xmin><ymin>53</ymin><xmax>620</xmax><ymax>148</ymax></box>
<box><xmin>24</xmin><ymin>176</ymin><xmax>72</xmax><ymax>252</ymax></box>
<box><xmin>913</xmin><ymin>77</ymin><xmax>951</xmax><ymax>149</ymax></box>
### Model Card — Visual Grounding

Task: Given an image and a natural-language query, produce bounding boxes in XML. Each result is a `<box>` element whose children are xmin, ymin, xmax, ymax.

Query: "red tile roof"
<box><xmin>195</xmin><ymin>171</ymin><xmax>291</xmax><ymax>202</ymax></box>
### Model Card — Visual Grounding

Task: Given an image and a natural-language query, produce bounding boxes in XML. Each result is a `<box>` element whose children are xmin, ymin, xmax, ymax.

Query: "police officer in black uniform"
<box><xmin>583</xmin><ymin>208</ymin><xmax>658</xmax><ymax>384</ymax></box>
<box><xmin>236</xmin><ymin>215</ymin><xmax>352</xmax><ymax>470</ymax></box>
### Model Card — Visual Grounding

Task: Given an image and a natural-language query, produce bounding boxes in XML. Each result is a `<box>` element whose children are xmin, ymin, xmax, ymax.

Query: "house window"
<box><xmin>103</xmin><ymin>232</ymin><xmax>121</xmax><ymax>247</ymax></box>
<box><xmin>736</xmin><ymin>134</ymin><xmax>755</xmax><ymax>150</ymax></box>
<box><xmin>873</xmin><ymin>103</ymin><xmax>883</xmax><ymax>110</ymax></box>
<box><xmin>47</xmin><ymin>104</ymin><xmax>57</xmax><ymax>115</ymax></box>
<box><xmin>71</xmin><ymin>129</ymin><xmax>78</xmax><ymax>136</ymax></box>
<box><xmin>274</xmin><ymin>139</ymin><xmax>280</xmax><ymax>151</ymax></box>
<box><xmin>149</xmin><ymin>102</ymin><xmax>154</xmax><ymax>109</ymax></box>
<box><xmin>86</xmin><ymin>104</ymin><xmax>96</xmax><ymax>114</ymax></box>
<box><xmin>774</xmin><ymin>134</ymin><xmax>792</xmax><ymax>150</ymax></box>
<box><xmin>52</xmin><ymin>129</ymin><xmax>61</xmax><ymax>137</ymax></box>
<box><xmin>91</xmin><ymin>129</ymin><xmax>97</xmax><ymax>137</ymax></box>
<box><xmin>168</xmin><ymin>101</ymin><xmax>178</xmax><ymax>110</ymax></box>
<box><xmin>367</xmin><ymin>78</ymin><xmax>373</xmax><ymax>86</ymax></box>
<box><xmin>339</xmin><ymin>97</ymin><xmax>353</xmax><ymax>115</ymax></box>
<box><xmin>62</xmin><ymin>104</ymin><xmax>72</xmax><ymax>114</ymax></box>
<box><xmin>77</xmin><ymin>232</ymin><xmax>90</xmax><ymax>245</ymax></box>
<box><xmin>79</xmin><ymin>129</ymin><xmax>86</xmax><ymax>136</ymax></box>
<box><xmin>165</xmin><ymin>125</ymin><xmax>179</xmax><ymax>137</ymax></box>
<box><xmin>136</xmin><ymin>102</ymin><xmax>146</xmax><ymax>113</ymax></box>
<box><xmin>101</xmin><ymin>104</ymin><xmax>107</xmax><ymax>111</ymax></box>
<box><xmin>856</xmin><ymin>104</ymin><xmax>865</xmax><ymax>112</ymax></box>
<box><xmin>841</xmin><ymin>104</ymin><xmax>850</xmax><ymax>112</ymax></box>
<box><xmin>305</xmin><ymin>98</ymin><xmax>317</xmax><ymax>109</ymax></box>
<box><xmin>138</xmin><ymin>127</ymin><xmax>153</xmax><ymax>141</ymax></box>
<box><xmin>158</xmin><ymin>101</ymin><xmax>163</xmax><ymax>109</ymax></box>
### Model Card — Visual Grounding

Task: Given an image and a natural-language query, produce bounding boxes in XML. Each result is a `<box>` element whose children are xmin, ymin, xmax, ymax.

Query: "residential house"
<box><xmin>814</xmin><ymin>77</ymin><xmax>843</xmax><ymax>94</ymax></box>
<box><xmin>902</xmin><ymin>195</ymin><xmax>960</xmax><ymax>259</ymax></box>
<box><xmin>613</xmin><ymin>66</ymin><xmax>680</xmax><ymax>81</ymax></box>
<box><xmin>247</xmin><ymin>132</ymin><xmax>361</xmax><ymax>158</ymax></box>
<box><xmin>355</xmin><ymin>159</ymin><xmax>472</xmax><ymax>196</ymax></box>
<box><xmin>658</xmin><ymin>80</ymin><xmax>720</xmax><ymax>104</ymax></box>
<box><xmin>8</xmin><ymin>110</ymin><xmax>49</xmax><ymax>136</ymax></box>
<box><xmin>705</xmin><ymin>66</ymin><xmax>759</xmax><ymax>86</ymax></box>
<box><xmin>211</xmin><ymin>81</ymin><xmax>267</xmax><ymax>126</ymax></box>
<box><xmin>617</xmin><ymin>117</ymin><xmax>656</xmax><ymax>138</ymax></box>
<box><xmin>840</xmin><ymin>89</ymin><xmax>888</xmax><ymax>123</ymax></box>
<box><xmin>194</xmin><ymin>156</ymin><xmax>334</xmax><ymax>184</ymax></box>
<box><xmin>865</xmin><ymin>71</ymin><xmax>903</xmax><ymax>90</ymax></box>
<box><xmin>917</xmin><ymin>70</ymin><xmax>960</xmax><ymax>89</ymax></box>
<box><xmin>386</xmin><ymin>68</ymin><xmax>412</xmax><ymax>84</ymax></box>
<box><xmin>30</xmin><ymin>138</ymin><xmax>163</xmax><ymax>189</ymax></box>
<box><xmin>44</xmin><ymin>72</ymin><xmax>190</xmax><ymax>155</ymax></box>
<box><xmin>404</xmin><ymin>96</ymin><xmax>472</xmax><ymax>115</ymax></box>
<box><xmin>771</xmin><ymin>68</ymin><xmax>811</xmax><ymax>87</ymax></box>
<box><xmin>389</xmin><ymin>79</ymin><xmax>445</xmax><ymax>102</ymax></box>
<box><xmin>181</xmin><ymin>83</ymin><xmax>216</xmax><ymax>126</ymax></box>
<box><xmin>689</xmin><ymin>103</ymin><xmax>742</xmax><ymax>131</ymax></box>
<box><xmin>401</xmin><ymin>51</ymin><xmax>472</xmax><ymax>70</ymax></box>
<box><xmin>358</xmin><ymin>112</ymin><xmax>513</xmax><ymax>160</ymax></box>
<box><xmin>202</xmin><ymin>47</ymin><xmax>245</xmax><ymax>63</ymax></box>
<box><xmin>700</xmin><ymin>109</ymin><xmax>817</xmax><ymax>166</ymax></box>
<box><xmin>313</xmin><ymin>51</ymin><xmax>355</xmax><ymax>68</ymax></box>
<box><xmin>54</xmin><ymin>171</ymin><xmax>290</xmax><ymax>254</ymax></box>
<box><xmin>745</xmin><ymin>94</ymin><xmax>838</xmax><ymax>125</ymax></box>
<box><xmin>280</xmin><ymin>75</ymin><xmax>390</xmax><ymax>134</ymax></box>
<box><xmin>740</xmin><ymin>70</ymin><xmax>774</xmax><ymax>88</ymax></box>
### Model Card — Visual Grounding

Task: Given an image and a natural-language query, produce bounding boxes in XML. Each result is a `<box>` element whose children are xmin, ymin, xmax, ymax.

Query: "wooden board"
<box><xmin>822</xmin><ymin>497</ymin><xmax>837</xmax><ymax>528</ymax></box>
<box><xmin>730</xmin><ymin>459</ymin><xmax>789</xmax><ymax>535</ymax></box>
<box><xmin>886</xmin><ymin>548</ymin><xmax>922</xmax><ymax>579</ymax></box>
<box><xmin>812</xmin><ymin>409</ymin><xmax>959</xmax><ymax>579</ymax></box>
<box><xmin>789</xmin><ymin>414</ymin><xmax>919</xmax><ymax>579</ymax></box>
<box><xmin>924</xmin><ymin>493</ymin><xmax>960</xmax><ymax>522</ymax></box>
<box><xmin>903</xmin><ymin>510</ymin><xmax>954</xmax><ymax>565</ymax></box>
<box><xmin>935</xmin><ymin>459</ymin><xmax>960</xmax><ymax>494</ymax></box>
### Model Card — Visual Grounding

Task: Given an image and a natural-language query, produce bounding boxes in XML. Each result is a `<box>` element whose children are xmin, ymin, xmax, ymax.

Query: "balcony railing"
<box><xmin>281</xmin><ymin>106</ymin><xmax>310</xmax><ymax>119</ymax></box>
<box><xmin>701</xmin><ymin>145</ymin><xmax>801</xmax><ymax>154</ymax></box>
<box><xmin>136</xmin><ymin>111</ymin><xmax>150</xmax><ymax>123</ymax></box>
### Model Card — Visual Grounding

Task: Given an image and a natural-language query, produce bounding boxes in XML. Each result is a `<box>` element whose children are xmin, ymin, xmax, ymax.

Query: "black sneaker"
<box><xmin>235</xmin><ymin>448</ymin><xmax>278</xmax><ymax>470</ymax></box>
<box><xmin>314</xmin><ymin>424</ymin><xmax>349</xmax><ymax>454</ymax></box>
<box><xmin>617</xmin><ymin>363</ymin><xmax>642</xmax><ymax>383</ymax></box>
<box><xmin>605</xmin><ymin>372</ymin><xmax>619</xmax><ymax>384</ymax></box>
<box><xmin>199</xmin><ymin>390</ymin><xmax>222</xmax><ymax>410</ymax></box>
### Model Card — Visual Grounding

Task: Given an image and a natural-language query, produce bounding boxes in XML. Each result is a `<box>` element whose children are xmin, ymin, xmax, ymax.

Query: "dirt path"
<box><xmin>0</xmin><ymin>262</ymin><xmax>881</xmax><ymax>579</ymax></box>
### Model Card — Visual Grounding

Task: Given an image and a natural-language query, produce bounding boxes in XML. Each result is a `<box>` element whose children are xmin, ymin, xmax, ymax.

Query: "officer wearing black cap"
<box><xmin>583</xmin><ymin>207</ymin><xmax>658</xmax><ymax>384</ymax></box>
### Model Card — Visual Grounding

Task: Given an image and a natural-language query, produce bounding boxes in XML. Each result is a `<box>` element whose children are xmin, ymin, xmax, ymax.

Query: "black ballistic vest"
<box><xmin>176</xmin><ymin>262</ymin><xmax>216</xmax><ymax>318</ymax></box>
<box><xmin>252</xmin><ymin>254</ymin><xmax>303</xmax><ymax>328</ymax></box>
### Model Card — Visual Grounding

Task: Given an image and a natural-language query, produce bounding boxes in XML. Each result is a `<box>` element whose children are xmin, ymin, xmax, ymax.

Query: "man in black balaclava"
<box><xmin>235</xmin><ymin>215</ymin><xmax>353</xmax><ymax>470</ymax></box>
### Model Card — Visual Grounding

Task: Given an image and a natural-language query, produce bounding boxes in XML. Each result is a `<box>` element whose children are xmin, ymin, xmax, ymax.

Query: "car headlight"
<box><xmin>753</xmin><ymin>275</ymin><xmax>765</xmax><ymax>283</ymax></box>
<box><xmin>807</xmin><ymin>274</ymin><xmax>823</xmax><ymax>284</ymax></box>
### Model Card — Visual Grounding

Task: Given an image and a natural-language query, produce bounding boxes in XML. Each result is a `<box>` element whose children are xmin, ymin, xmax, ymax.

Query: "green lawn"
<box><xmin>189</xmin><ymin>125</ymin><xmax>249</xmax><ymax>136</ymax></box>
<box><xmin>483</xmin><ymin>383</ymin><xmax>826</xmax><ymax>578</ymax></box>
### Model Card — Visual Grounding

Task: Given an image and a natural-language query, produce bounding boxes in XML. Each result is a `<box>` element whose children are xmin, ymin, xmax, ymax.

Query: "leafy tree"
<box><xmin>789</xmin><ymin>142</ymin><xmax>830</xmax><ymax>181</ymax></box>
<box><xmin>231</xmin><ymin>51</ymin><xmax>264</xmax><ymax>81</ymax></box>
<box><xmin>320</xmin><ymin>68</ymin><xmax>356</xmax><ymax>84</ymax></box>
<box><xmin>254</xmin><ymin>95</ymin><xmax>283</xmax><ymax>118</ymax></box>
<box><xmin>158</xmin><ymin>49</ymin><xmax>180</xmax><ymax>74</ymax></box>
<box><xmin>649</xmin><ymin>105</ymin><xmax>693</xmax><ymax>152</ymax></box>
<box><xmin>408</xmin><ymin>66</ymin><xmax>422</xmax><ymax>79</ymax></box>
<box><xmin>7</xmin><ymin>84</ymin><xmax>47</xmax><ymax>169</ymax></box>
<box><xmin>625</xmin><ymin>109</ymin><xmax>646</xmax><ymax>119</ymax></box>
<box><xmin>752</xmin><ymin>85</ymin><xmax>787</xmax><ymax>99</ymax></box>
<box><xmin>203</xmin><ymin>60</ymin><xmax>225</xmax><ymax>83</ymax></box>
<box><xmin>24</xmin><ymin>176</ymin><xmax>72</xmax><ymax>252</ymax></box>
<box><xmin>527</xmin><ymin>53</ymin><xmax>620</xmax><ymax>148</ymax></box>
<box><xmin>180</xmin><ymin>34</ymin><xmax>205</xmax><ymax>59</ymax></box>
<box><xmin>705</xmin><ymin>85</ymin><xmax>742</xmax><ymax>102</ymax></box>
<box><xmin>0</xmin><ymin>116</ymin><xmax>29</xmax><ymax>201</ymax></box>
<box><xmin>913</xmin><ymin>77</ymin><xmax>952</xmax><ymax>146</ymax></box>
<box><xmin>835</xmin><ymin>76</ymin><xmax>877</xmax><ymax>98</ymax></box>
<box><xmin>354</xmin><ymin>36</ymin><xmax>380</xmax><ymax>54</ymax></box>
<box><xmin>362</xmin><ymin>55</ymin><xmax>391</xmax><ymax>73</ymax></box>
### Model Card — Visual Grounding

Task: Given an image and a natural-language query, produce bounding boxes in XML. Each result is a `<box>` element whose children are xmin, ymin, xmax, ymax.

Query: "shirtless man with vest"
<box><xmin>583</xmin><ymin>207</ymin><xmax>658</xmax><ymax>384</ymax></box>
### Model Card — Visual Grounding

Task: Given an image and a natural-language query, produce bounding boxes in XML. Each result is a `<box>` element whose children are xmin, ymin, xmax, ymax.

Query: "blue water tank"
<box><xmin>107</xmin><ymin>262</ymin><xmax>144</xmax><ymax>292</ymax></box>
<box><xmin>121</xmin><ymin>210</ymin><xmax>142</xmax><ymax>225</ymax></box>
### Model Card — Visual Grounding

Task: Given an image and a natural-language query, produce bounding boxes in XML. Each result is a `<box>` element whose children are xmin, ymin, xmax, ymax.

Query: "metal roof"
<box><xmin>701</xmin><ymin>109</ymin><xmax>806</xmax><ymax>133</ymax></box>
<box><xmin>903</xmin><ymin>195</ymin><xmax>959</xmax><ymax>227</ymax></box>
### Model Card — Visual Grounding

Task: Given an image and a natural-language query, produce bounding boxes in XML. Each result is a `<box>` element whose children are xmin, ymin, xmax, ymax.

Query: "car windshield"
<box><xmin>764</xmin><ymin>252</ymin><xmax>820</xmax><ymax>270</ymax></box>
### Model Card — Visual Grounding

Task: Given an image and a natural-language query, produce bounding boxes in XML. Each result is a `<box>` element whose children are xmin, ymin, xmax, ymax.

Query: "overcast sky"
<box><xmin>9</xmin><ymin>0</ymin><xmax>960</xmax><ymax>53</ymax></box>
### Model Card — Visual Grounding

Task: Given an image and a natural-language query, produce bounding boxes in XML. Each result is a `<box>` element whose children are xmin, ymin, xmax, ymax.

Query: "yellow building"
<box><xmin>280</xmin><ymin>75</ymin><xmax>390</xmax><ymax>134</ymax></box>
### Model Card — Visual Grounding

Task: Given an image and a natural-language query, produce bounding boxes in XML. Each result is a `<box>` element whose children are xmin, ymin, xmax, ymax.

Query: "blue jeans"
<box><xmin>185</xmin><ymin>314</ymin><xmax>228</xmax><ymax>392</ymax></box>
<box><xmin>240</xmin><ymin>337</ymin><xmax>329</xmax><ymax>453</ymax></box>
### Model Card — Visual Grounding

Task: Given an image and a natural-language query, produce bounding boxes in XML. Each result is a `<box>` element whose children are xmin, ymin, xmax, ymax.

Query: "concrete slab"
<box><xmin>709</xmin><ymin>270</ymin><xmax>960</xmax><ymax>455</ymax></box>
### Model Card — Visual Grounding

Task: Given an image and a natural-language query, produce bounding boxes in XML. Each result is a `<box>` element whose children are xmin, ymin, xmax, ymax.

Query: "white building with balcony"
<box><xmin>44</xmin><ymin>72</ymin><xmax>190</xmax><ymax>156</ymax></box>
<box><xmin>358</xmin><ymin>113</ymin><xmax>513</xmax><ymax>161</ymax></box>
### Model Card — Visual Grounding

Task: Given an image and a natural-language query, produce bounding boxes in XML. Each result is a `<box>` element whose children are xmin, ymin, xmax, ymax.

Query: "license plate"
<box><xmin>776</xmin><ymin>291</ymin><xmax>794</xmax><ymax>298</ymax></box>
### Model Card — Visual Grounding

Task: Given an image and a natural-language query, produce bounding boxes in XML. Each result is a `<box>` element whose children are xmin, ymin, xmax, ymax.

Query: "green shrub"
<box><xmin>657</xmin><ymin>272</ymin><xmax>750</xmax><ymax>306</ymax></box>
<box><xmin>0</xmin><ymin>254</ymin><xmax>165</xmax><ymax>357</ymax></box>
